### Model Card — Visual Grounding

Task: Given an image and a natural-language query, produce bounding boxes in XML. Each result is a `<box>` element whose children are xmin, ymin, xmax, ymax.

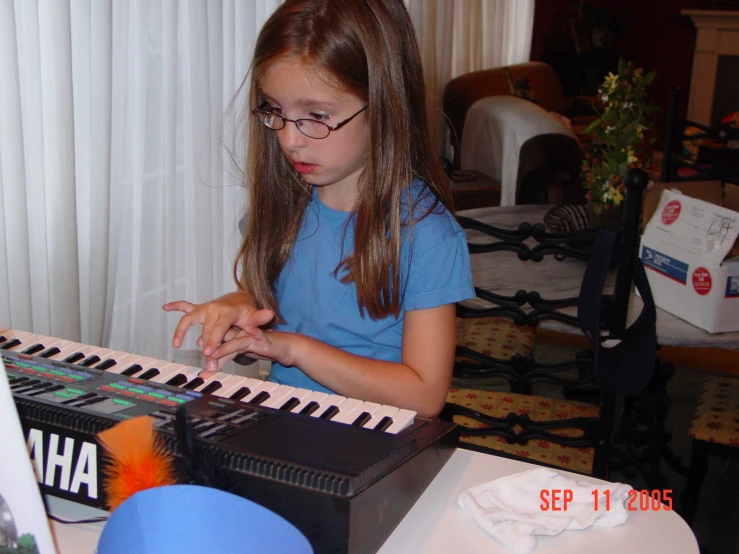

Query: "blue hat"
<box><xmin>97</xmin><ymin>485</ymin><xmax>313</xmax><ymax>554</ymax></box>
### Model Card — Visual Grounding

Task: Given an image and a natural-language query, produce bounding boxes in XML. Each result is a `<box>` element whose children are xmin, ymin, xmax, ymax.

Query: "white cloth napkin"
<box><xmin>458</xmin><ymin>467</ymin><xmax>633</xmax><ymax>553</ymax></box>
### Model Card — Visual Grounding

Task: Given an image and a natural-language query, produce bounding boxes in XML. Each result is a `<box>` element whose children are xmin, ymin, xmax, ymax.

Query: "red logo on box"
<box><xmin>661</xmin><ymin>200</ymin><xmax>681</xmax><ymax>225</ymax></box>
<box><xmin>692</xmin><ymin>267</ymin><xmax>712</xmax><ymax>295</ymax></box>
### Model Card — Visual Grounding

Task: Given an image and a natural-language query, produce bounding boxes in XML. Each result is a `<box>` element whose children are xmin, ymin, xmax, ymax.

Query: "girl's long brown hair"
<box><xmin>234</xmin><ymin>0</ymin><xmax>452</xmax><ymax>321</ymax></box>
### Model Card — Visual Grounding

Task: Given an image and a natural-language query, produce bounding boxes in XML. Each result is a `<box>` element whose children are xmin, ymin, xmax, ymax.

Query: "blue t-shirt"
<box><xmin>269</xmin><ymin>183</ymin><xmax>475</xmax><ymax>393</ymax></box>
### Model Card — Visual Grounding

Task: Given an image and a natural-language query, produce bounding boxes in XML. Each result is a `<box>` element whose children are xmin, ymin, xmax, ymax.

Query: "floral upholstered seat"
<box><xmin>688</xmin><ymin>378</ymin><xmax>739</xmax><ymax>445</ymax></box>
<box><xmin>455</xmin><ymin>316</ymin><xmax>536</xmax><ymax>361</ymax></box>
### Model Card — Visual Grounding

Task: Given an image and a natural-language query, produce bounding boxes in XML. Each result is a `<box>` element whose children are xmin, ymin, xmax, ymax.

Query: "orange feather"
<box><xmin>97</xmin><ymin>416</ymin><xmax>177</xmax><ymax>511</ymax></box>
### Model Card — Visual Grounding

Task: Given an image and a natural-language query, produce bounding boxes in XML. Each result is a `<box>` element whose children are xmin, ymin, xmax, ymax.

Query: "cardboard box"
<box><xmin>639</xmin><ymin>183</ymin><xmax>739</xmax><ymax>333</ymax></box>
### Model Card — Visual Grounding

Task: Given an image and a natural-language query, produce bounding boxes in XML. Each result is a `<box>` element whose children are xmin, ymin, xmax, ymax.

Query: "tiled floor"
<box><xmin>533</xmin><ymin>342</ymin><xmax>739</xmax><ymax>554</ymax></box>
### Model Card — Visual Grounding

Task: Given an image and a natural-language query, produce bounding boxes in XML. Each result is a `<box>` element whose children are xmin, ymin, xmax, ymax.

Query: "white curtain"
<box><xmin>0</xmin><ymin>0</ymin><xmax>281</xmax><ymax>363</ymax></box>
<box><xmin>406</xmin><ymin>0</ymin><xmax>536</xmax><ymax>160</ymax></box>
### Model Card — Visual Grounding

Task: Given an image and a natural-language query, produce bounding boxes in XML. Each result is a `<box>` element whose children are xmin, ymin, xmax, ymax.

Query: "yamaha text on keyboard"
<box><xmin>1</xmin><ymin>328</ymin><xmax>457</xmax><ymax>554</ymax></box>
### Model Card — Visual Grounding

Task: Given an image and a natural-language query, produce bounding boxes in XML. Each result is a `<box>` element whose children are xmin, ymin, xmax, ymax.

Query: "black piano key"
<box><xmin>165</xmin><ymin>374</ymin><xmax>188</xmax><ymax>387</ymax></box>
<box><xmin>183</xmin><ymin>377</ymin><xmax>205</xmax><ymax>390</ymax></box>
<box><xmin>228</xmin><ymin>387</ymin><xmax>251</xmax><ymax>401</ymax></box>
<box><xmin>351</xmin><ymin>412</ymin><xmax>372</xmax><ymax>427</ymax></box>
<box><xmin>39</xmin><ymin>346</ymin><xmax>61</xmax><ymax>358</ymax></box>
<box><xmin>319</xmin><ymin>405</ymin><xmax>340</xmax><ymax>420</ymax></box>
<box><xmin>121</xmin><ymin>364</ymin><xmax>143</xmax><ymax>376</ymax></box>
<box><xmin>9</xmin><ymin>376</ymin><xmax>30</xmax><ymax>385</ymax></box>
<box><xmin>21</xmin><ymin>343</ymin><xmax>45</xmax><ymax>355</ymax></box>
<box><xmin>95</xmin><ymin>359</ymin><xmax>118</xmax><ymax>370</ymax></box>
<box><xmin>249</xmin><ymin>391</ymin><xmax>270</xmax><ymax>405</ymax></box>
<box><xmin>80</xmin><ymin>355</ymin><xmax>101</xmax><ymax>367</ymax></box>
<box><xmin>374</xmin><ymin>416</ymin><xmax>393</xmax><ymax>432</ymax></box>
<box><xmin>279</xmin><ymin>397</ymin><xmax>301</xmax><ymax>411</ymax></box>
<box><xmin>138</xmin><ymin>368</ymin><xmax>160</xmax><ymax>380</ymax></box>
<box><xmin>298</xmin><ymin>401</ymin><xmax>320</xmax><ymax>416</ymax></box>
<box><xmin>63</xmin><ymin>352</ymin><xmax>85</xmax><ymax>364</ymax></box>
<box><xmin>0</xmin><ymin>335</ymin><xmax>6</xmax><ymax>343</ymax></box>
<box><xmin>200</xmin><ymin>381</ymin><xmax>223</xmax><ymax>394</ymax></box>
<box><xmin>1</xmin><ymin>339</ymin><xmax>22</xmax><ymax>350</ymax></box>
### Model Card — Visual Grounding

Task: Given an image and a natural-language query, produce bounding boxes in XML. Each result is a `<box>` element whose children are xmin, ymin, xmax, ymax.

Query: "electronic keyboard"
<box><xmin>2</xmin><ymin>328</ymin><xmax>457</xmax><ymax>554</ymax></box>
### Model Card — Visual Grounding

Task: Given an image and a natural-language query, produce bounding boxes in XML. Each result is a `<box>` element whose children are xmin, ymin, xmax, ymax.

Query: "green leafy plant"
<box><xmin>581</xmin><ymin>59</ymin><xmax>657</xmax><ymax>211</ymax></box>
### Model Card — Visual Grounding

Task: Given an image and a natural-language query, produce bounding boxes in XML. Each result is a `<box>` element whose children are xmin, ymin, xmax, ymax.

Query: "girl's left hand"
<box><xmin>201</xmin><ymin>326</ymin><xmax>294</xmax><ymax>379</ymax></box>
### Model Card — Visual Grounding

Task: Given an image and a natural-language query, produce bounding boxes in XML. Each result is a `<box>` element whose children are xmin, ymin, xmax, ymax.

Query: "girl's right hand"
<box><xmin>162</xmin><ymin>292</ymin><xmax>275</xmax><ymax>358</ymax></box>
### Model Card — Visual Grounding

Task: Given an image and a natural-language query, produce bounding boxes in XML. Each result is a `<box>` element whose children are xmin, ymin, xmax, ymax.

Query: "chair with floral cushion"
<box><xmin>679</xmin><ymin>377</ymin><xmax>739</xmax><ymax>524</ymax></box>
<box><xmin>443</xmin><ymin>168</ymin><xmax>657</xmax><ymax>479</ymax></box>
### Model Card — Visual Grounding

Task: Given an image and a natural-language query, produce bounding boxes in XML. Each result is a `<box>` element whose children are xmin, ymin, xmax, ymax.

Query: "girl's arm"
<box><xmin>210</xmin><ymin>304</ymin><xmax>457</xmax><ymax>419</ymax></box>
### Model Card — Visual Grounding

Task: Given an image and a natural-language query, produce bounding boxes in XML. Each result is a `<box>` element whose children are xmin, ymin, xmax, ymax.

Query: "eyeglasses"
<box><xmin>252</xmin><ymin>103</ymin><xmax>368</xmax><ymax>139</ymax></box>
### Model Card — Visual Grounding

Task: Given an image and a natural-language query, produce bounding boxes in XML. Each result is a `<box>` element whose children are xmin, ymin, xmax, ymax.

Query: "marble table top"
<box><xmin>458</xmin><ymin>204</ymin><xmax>739</xmax><ymax>350</ymax></box>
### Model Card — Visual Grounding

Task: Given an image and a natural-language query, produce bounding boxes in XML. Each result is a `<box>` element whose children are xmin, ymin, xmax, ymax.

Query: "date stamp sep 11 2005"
<box><xmin>539</xmin><ymin>489</ymin><xmax>673</xmax><ymax>512</ymax></box>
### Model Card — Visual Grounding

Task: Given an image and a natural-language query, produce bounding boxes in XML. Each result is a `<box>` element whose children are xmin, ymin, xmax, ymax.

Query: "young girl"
<box><xmin>163</xmin><ymin>0</ymin><xmax>474</xmax><ymax>419</ymax></box>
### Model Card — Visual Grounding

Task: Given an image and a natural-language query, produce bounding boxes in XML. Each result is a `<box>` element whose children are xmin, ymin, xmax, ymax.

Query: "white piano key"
<box><xmin>273</xmin><ymin>387</ymin><xmax>313</xmax><ymax>410</ymax></box>
<box><xmin>383</xmin><ymin>408</ymin><xmax>416</xmax><ymax>434</ymax></box>
<box><xmin>15</xmin><ymin>334</ymin><xmax>56</xmax><ymax>353</ymax></box>
<box><xmin>90</xmin><ymin>350</ymin><xmax>138</xmax><ymax>369</ymax></box>
<box><xmin>214</xmin><ymin>376</ymin><xmax>264</xmax><ymax>399</ymax></box>
<box><xmin>107</xmin><ymin>354</ymin><xmax>157</xmax><ymax>374</ymax></box>
<box><xmin>345</xmin><ymin>401</ymin><xmax>382</xmax><ymax>426</ymax></box>
<box><xmin>193</xmin><ymin>372</ymin><xmax>234</xmax><ymax>393</ymax></box>
<box><xmin>0</xmin><ymin>329</ymin><xmax>25</xmax><ymax>340</ymax></box>
<box><xmin>291</xmin><ymin>391</ymin><xmax>329</xmax><ymax>414</ymax></box>
<box><xmin>33</xmin><ymin>338</ymin><xmax>76</xmax><ymax>356</ymax></box>
<box><xmin>1</xmin><ymin>332</ymin><xmax>42</xmax><ymax>349</ymax></box>
<box><xmin>327</xmin><ymin>398</ymin><xmax>366</xmax><ymax>424</ymax></box>
<box><xmin>148</xmin><ymin>363</ymin><xmax>193</xmax><ymax>384</ymax></box>
<box><xmin>243</xmin><ymin>381</ymin><xmax>281</xmax><ymax>404</ymax></box>
<box><xmin>363</xmin><ymin>405</ymin><xmax>400</xmax><ymax>430</ymax></box>
<box><xmin>259</xmin><ymin>385</ymin><xmax>297</xmax><ymax>408</ymax></box>
<box><xmin>48</xmin><ymin>342</ymin><xmax>104</xmax><ymax>361</ymax></box>
<box><xmin>0</xmin><ymin>326</ymin><xmax>14</xmax><ymax>337</ymax></box>
<box><xmin>76</xmin><ymin>346</ymin><xmax>116</xmax><ymax>366</ymax></box>
<box><xmin>44</xmin><ymin>342</ymin><xmax>86</xmax><ymax>361</ymax></box>
<box><xmin>311</xmin><ymin>394</ymin><xmax>348</xmax><ymax>418</ymax></box>
<box><xmin>261</xmin><ymin>385</ymin><xmax>315</xmax><ymax>409</ymax></box>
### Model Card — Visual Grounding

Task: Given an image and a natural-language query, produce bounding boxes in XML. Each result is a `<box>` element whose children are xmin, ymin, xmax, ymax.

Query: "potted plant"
<box><xmin>580</xmin><ymin>59</ymin><xmax>658</xmax><ymax>226</ymax></box>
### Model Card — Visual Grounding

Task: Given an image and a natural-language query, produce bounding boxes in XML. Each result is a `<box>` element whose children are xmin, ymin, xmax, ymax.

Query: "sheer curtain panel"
<box><xmin>0</xmin><ymin>0</ymin><xmax>281</xmax><ymax>362</ymax></box>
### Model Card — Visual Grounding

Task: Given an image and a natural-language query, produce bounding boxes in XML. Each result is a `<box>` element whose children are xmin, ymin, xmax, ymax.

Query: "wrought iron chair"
<box><xmin>443</xmin><ymin>168</ymin><xmax>659</xmax><ymax>480</ymax></box>
<box><xmin>660</xmin><ymin>87</ymin><xmax>739</xmax><ymax>185</ymax></box>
